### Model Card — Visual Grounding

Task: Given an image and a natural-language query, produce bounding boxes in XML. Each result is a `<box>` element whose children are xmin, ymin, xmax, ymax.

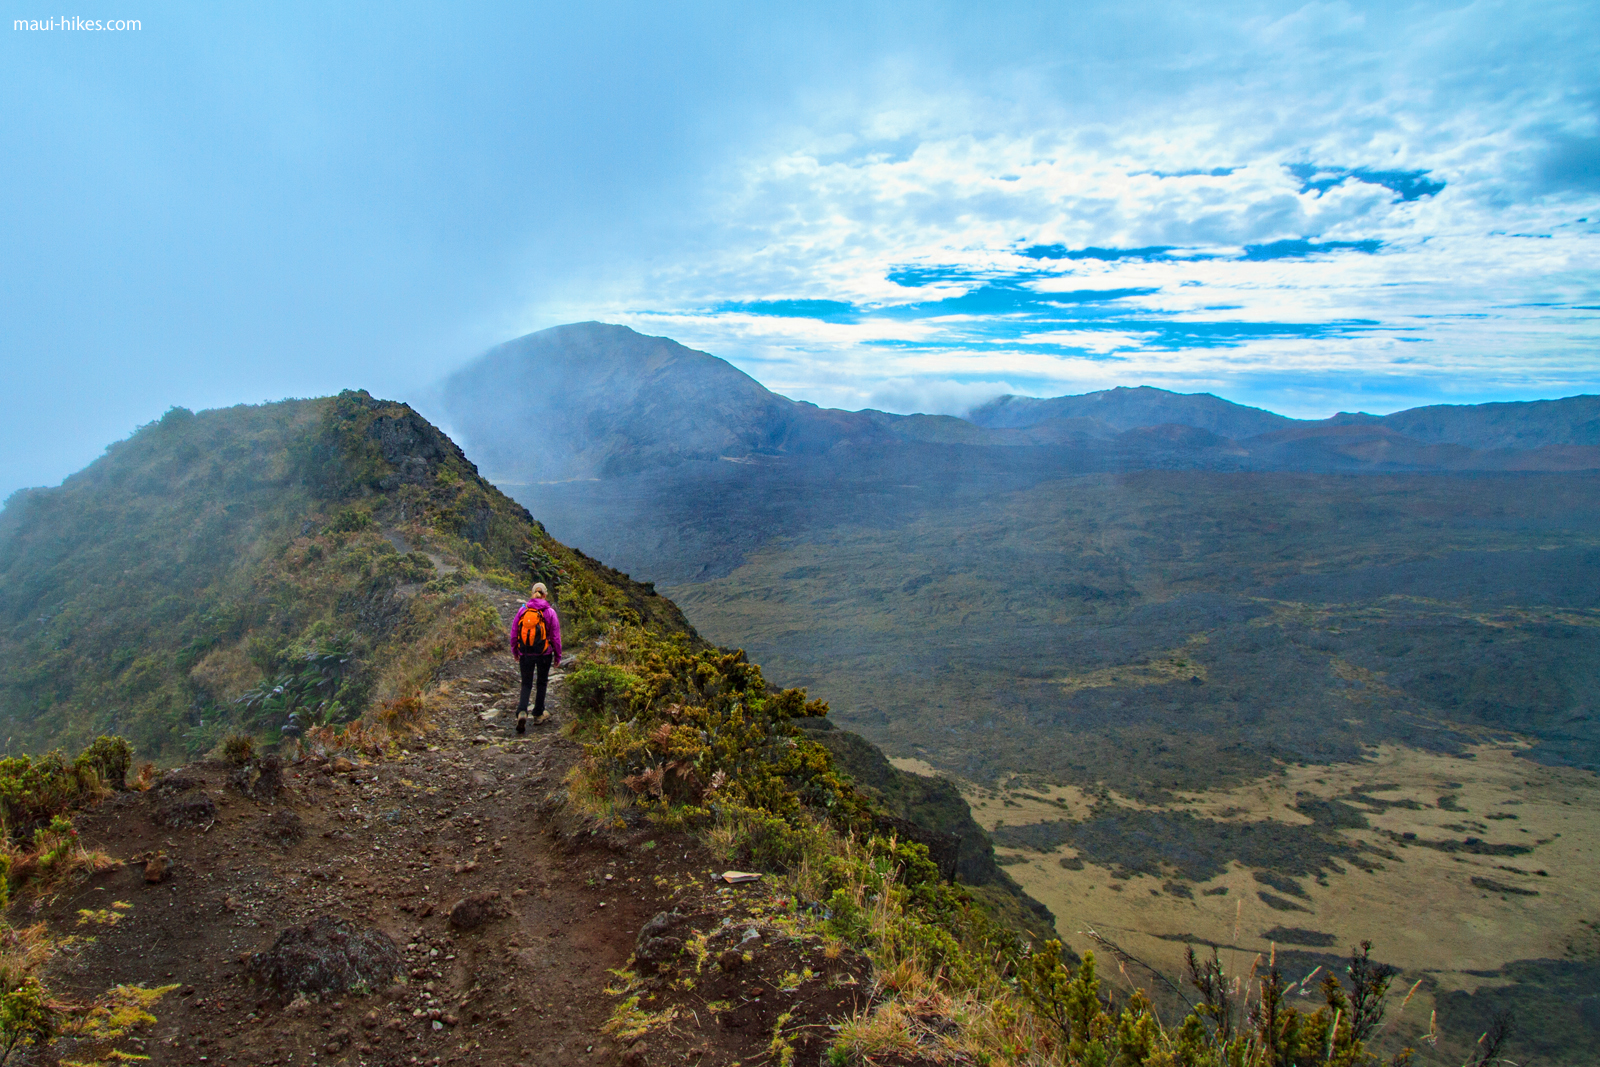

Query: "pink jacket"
<box><xmin>509</xmin><ymin>597</ymin><xmax>562</xmax><ymax>662</ymax></box>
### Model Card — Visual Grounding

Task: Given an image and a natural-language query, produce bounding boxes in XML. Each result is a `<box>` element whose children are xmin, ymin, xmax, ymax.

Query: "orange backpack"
<box><xmin>517</xmin><ymin>607</ymin><xmax>550</xmax><ymax>655</ymax></box>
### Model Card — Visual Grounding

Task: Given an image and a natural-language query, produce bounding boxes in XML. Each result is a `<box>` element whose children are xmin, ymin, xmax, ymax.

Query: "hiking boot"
<box><xmin>516</xmin><ymin>715</ymin><xmax>527</xmax><ymax>735</ymax></box>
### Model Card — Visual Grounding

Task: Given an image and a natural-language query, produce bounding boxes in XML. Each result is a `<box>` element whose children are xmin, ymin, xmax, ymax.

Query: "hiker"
<box><xmin>509</xmin><ymin>581</ymin><xmax>562</xmax><ymax>733</ymax></box>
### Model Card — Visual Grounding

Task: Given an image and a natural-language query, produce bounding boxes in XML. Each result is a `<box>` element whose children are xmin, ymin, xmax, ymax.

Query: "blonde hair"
<box><xmin>531</xmin><ymin>582</ymin><xmax>548</xmax><ymax>599</ymax></box>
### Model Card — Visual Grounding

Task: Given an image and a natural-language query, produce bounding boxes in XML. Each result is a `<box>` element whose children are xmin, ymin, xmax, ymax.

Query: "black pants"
<box><xmin>517</xmin><ymin>654</ymin><xmax>553</xmax><ymax>717</ymax></box>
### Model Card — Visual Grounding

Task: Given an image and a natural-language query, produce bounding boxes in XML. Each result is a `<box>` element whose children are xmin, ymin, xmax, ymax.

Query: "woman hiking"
<box><xmin>509</xmin><ymin>581</ymin><xmax>562</xmax><ymax>733</ymax></box>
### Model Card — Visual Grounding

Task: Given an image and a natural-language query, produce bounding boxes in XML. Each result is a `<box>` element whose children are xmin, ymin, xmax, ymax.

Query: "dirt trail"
<box><xmin>31</xmin><ymin>587</ymin><xmax>879</xmax><ymax>1067</ymax></box>
<box><xmin>39</xmin><ymin>592</ymin><xmax>702</xmax><ymax>1067</ymax></box>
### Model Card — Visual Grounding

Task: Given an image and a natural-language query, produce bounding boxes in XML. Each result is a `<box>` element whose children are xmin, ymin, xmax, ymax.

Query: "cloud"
<box><xmin>1017</xmin><ymin>245</ymin><xmax>1185</xmax><ymax>262</ymax></box>
<box><xmin>1140</xmin><ymin>168</ymin><xmax>1239</xmax><ymax>178</ymax></box>
<box><xmin>593</xmin><ymin>0</ymin><xmax>1600</xmax><ymax>417</ymax></box>
<box><xmin>863</xmin><ymin>377</ymin><xmax>1022</xmax><ymax>416</ymax></box>
<box><xmin>1240</xmin><ymin>238</ymin><xmax>1384</xmax><ymax>260</ymax></box>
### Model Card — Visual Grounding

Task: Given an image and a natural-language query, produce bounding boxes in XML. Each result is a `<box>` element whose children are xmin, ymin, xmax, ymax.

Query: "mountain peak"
<box><xmin>443</xmin><ymin>324</ymin><xmax>897</xmax><ymax>483</ymax></box>
<box><xmin>965</xmin><ymin>385</ymin><xmax>1294</xmax><ymax>439</ymax></box>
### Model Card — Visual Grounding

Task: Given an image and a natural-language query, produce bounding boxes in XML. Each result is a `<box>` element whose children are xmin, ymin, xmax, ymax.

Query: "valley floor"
<box><xmin>894</xmin><ymin>743</ymin><xmax>1600</xmax><ymax>1063</ymax></box>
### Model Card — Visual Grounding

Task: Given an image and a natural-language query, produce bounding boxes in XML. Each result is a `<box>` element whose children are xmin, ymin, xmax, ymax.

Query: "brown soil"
<box><xmin>30</xmin><ymin>591</ymin><xmax>874</xmax><ymax>1067</ymax></box>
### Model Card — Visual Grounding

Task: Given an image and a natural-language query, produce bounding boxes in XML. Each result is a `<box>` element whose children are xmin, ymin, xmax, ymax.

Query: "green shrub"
<box><xmin>823</xmin><ymin>887</ymin><xmax>869</xmax><ymax>943</ymax></box>
<box><xmin>710</xmin><ymin>803</ymin><xmax>819</xmax><ymax>872</ymax></box>
<box><xmin>233</xmin><ymin>643</ymin><xmax>357</xmax><ymax>730</ymax></box>
<box><xmin>220</xmin><ymin>731</ymin><xmax>255</xmax><ymax>766</ymax></box>
<box><xmin>423</xmin><ymin>570</ymin><xmax>468</xmax><ymax>595</ymax></box>
<box><xmin>524</xmin><ymin>543</ymin><xmax>569</xmax><ymax>594</ymax></box>
<box><xmin>565</xmin><ymin>664</ymin><xmax>639</xmax><ymax>721</ymax></box>
<box><xmin>74</xmin><ymin>736</ymin><xmax>131</xmax><ymax>791</ymax></box>
<box><xmin>27</xmin><ymin>816</ymin><xmax>79</xmax><ymax>885</ymax></box>
<box><xmin>0</xmin><ymin>975</ymin><xmax>54</xmax><ymax>1065</ymax></box>
<box><xmin>0</xmin><ymin>747</ymin><xmax>110</xmax><ymax>839</ymax></box>
<box><xmin>326</xmin><ymin>507</ymin><xmax>375</xmax><ymax>533</ymax></box>
<box><xmin>376</xmin><ymin>551</ymin><xmax>435</xmax><ymax>584</ymax></box>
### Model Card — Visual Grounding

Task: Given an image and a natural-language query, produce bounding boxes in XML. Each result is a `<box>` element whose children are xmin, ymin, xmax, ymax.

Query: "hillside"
<box><xmin>0</xmin><ymin>391</ymin><xmax>691</xmax><ymax>763</ymax></box>
<box><xmin>0</xmin><ymin>391</ymin><xmax>1033</xmax><ymax>908</ymax></box>
<box><xmin>965</xmin><ymin>386</ymin><xmax>1294</xmax><ymax>440</ymax></box>
<box><xmin>434</xmin><ymin>323</ymin><xmax>1600</xmax><ymax>1065</ymax></box>
<box><xmin>970</xmin><ymin>387</ymin><xmax>1600</xmax><ymax>456</ymax></box>
<box><xmin>0</xmin><ymin>396</ymin><xmax>1052</xmax><ymax>903</ymax></box>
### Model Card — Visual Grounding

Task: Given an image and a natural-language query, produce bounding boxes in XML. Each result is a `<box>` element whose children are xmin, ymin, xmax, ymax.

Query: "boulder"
<box><xmin>230</xmin><ymin>753</ymin><xmax>284</xmax><ymax>801</ymax></box>
<box><xmin>447</xmin><ymin>891</ymin><xmax>509</xmax><ymax>930</ymax></box>
<box><xmin>260</xmin><ymin>809</ymin><xmax>306</xmax><ymax>847</ymax></box>
<box><xmin>635</xmin><ymin>911</ymin><xmax>690</xmax><ymax>964</ymax></box>
<box><xmin>152</xmin><ymin>771</ymin><xmax>202</xmax><ymax>797</ymax></box>
<box><xmin>155</xmin><ymin>794</ymin><xmax>216</xmax><ymax>829</ymax></box>
<box><xmin>246</xmin><ymin>916</ymin><xmax>402</xmax><ymax>1001</ymax></box>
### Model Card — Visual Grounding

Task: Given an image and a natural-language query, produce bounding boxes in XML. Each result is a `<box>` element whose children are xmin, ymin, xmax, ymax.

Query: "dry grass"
<box><xmin>218</xmin><ymin>731</ymin><xmax>255</xmax><ymax>766</ymax></box>
<box><xmin>296</xmin><ymin>649</ymin><xmax>486</xmax><ymax>760</ymax></box>
<box><xmin>187</xmin><ymin>642</ymin><xmax>259</xmax><ymax>703</ymax></box>
<box><xmin>0</xmin><ymin>921</ymin><xmax>54</xmax><ymax>991</ymax></box>
<box><xmin>4</xmin><ymin>828</ymin><xmax>119</xmax><ymax>904</ymax></box>
<box><xmin>128</xmin><ymin>763</ymin><xmax>157</xmax><ymax>792</ymax></box>
<box><xmin>950</xmin><ymin>776</ymin><xmax>1101</xmax><ymax>827</ymax></box>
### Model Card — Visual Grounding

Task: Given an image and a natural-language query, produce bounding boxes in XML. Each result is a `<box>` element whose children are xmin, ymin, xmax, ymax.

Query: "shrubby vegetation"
<box><xmin>0</xmin><ymin>735</ymin><xmax>145</xmax><ymax>1062</ymax></box>
<box><xmin>566</xmin><ymin>622</ymin><xmax>1427</xmax><ymax>1066</ymax></box>
<box><xmin>0</xmin><ymin>737</ymin><xmax>129</xmax><ymax>844</ymax></box>
<box><xmin>0</xmin><ymin>392</ymin><xmax>692</xmax><ymax>763</ymax></box>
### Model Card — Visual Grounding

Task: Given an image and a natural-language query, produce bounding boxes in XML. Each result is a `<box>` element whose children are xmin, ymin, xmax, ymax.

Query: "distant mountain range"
<box><xmin>432</xmin><ymin>321</ymin><xmax>1600</xmax><ymax>782</ymax></box>
<box><xmin>439</xmin><ymin>322</ymin><xmax>1600</xmax><ymax>479</ymax></box>
<box><xmin>969</xmin><ymin>386</ymin><xmax>1600</xmax><ymax>452</ymax></box>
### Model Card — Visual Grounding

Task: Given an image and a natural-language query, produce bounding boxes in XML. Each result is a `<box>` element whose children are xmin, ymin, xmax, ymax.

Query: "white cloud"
<box><xmin>553</xmin><ymin>1</ymin><xmax>1600</xmax><ymax>416</ymax></box>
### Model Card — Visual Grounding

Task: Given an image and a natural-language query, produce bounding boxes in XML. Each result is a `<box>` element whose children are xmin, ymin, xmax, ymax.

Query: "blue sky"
<box><xmin>2</xmin><ymin>1</ymin><xmax>1597</xmax><ymax>497</ymax></box>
